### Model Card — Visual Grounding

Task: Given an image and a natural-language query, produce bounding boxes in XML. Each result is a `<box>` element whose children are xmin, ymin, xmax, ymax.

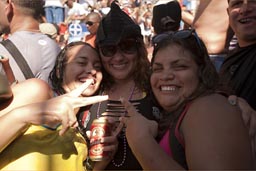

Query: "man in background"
<box><xmin>83</xmin><ymin>11</ymin><xmax>101</xmax><ymax>47</ymax></box>
<box><xmin>148</xmin><ymin>0</ymin><xmax>181</xmax><ymax>60</ymax></box>
<box><xmin>182</xmin><ymin>0</ymin><xmax>233</xmax><ymax>71</ymax></box>
<box><xmin>0</xmin><ymin>0</ymin><xmax>60</xmax><ymax>84</ymax></box>
<box><xmin>63</xmin><ymin>0</ymin><xmax>87</xmax><ymax>24</ymax></box>
<box><xmin>220</xmin><ymin>0</ymin><xmax>256</xmax><ymax>111</ymax></box>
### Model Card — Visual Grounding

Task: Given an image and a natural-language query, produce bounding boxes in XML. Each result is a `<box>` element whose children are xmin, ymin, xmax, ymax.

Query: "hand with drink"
<box><xmin>87</xmin><ymin>117</ymin><xmax>124</xmax><ymax>170</ymax></box>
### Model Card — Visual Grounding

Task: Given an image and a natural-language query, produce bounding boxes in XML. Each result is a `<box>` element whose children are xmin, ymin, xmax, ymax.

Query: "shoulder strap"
<box><xmin>0</xmin><ymin>39</ymin><xmax>34</xmax><ymax>79</ymax></box>
<box><xmin>169</xmin><ymin>103</ymin><xmax>192</xmax><ymax>169</ymax></box>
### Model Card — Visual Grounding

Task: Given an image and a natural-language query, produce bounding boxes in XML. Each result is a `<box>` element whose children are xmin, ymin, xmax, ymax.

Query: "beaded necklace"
<box><xmin>96</xmin><ymin>84</ymin><xmax>136</xmax><ymax>167</ymax></box>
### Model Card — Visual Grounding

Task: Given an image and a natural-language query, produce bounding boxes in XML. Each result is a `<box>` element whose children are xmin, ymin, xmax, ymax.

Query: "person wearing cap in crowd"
<box><xmin>83</xmin><ymin>12</ymin><xmax>102</xmax><ymax>48</ymax></box>
<box><xmin>0</xmin><ymin>0</ymin><xmax>60</xmax><ymax>84</ymax></box>
<box><xmin>152</xmin><ymin>0</ymin><xmax>181</xmax><ymax>35</ymax></box>
<box><xmin>148</xmin><ymin>0</ymin><xmax>181</xmax><ymax>60</ymax></box>
<box><xmin>82</xmin><ymin>2</ymin><xmax>160</xmax><ymax>170</ymax></box>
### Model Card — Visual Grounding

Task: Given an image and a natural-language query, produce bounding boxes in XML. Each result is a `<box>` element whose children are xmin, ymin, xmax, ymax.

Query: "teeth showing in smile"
<box><xmin>112</xmin><ymin>64</ymin><xmax>126</xmax><ymax>69</ymax></box>
<box><xmin>161</xmin><ymin>86</ymin><xmax>177</xmax><ymax>91</ymax></box>
<box><xmin>79</xmin><ymin>78</ymin><xmax>95</xmax><ymax>85</ymax></box>
<box><xmin>239</xmin><ymin>18</ymin><xmax>253</xmax><ymax>23</ymax></box>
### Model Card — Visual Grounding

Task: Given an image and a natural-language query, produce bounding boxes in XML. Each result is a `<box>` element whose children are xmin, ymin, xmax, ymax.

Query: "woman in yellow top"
<box><xmin>0</xmin><ymin>42</ymin><xmax>108</xmax><ymax>170</ymax></box>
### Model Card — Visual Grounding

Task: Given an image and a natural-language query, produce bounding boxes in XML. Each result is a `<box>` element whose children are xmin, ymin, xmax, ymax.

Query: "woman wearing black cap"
<box><xmin>84</xmin><ymin>1</ymin><xmax>160</xmax><ymax>170</ymax></box>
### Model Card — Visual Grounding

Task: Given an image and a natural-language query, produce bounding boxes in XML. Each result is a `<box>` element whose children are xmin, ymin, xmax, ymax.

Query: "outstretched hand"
<box><xmin>39</xmin><ymin>80</ymin><xmax>108</xmax><ymax>135</ymax></box>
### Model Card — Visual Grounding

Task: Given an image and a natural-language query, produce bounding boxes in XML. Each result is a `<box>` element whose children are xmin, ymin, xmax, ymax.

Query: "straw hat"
<box><xmin>39</xmin><ymin>23</ymin><xmax>58</xmax><ymax>39</ymax></box>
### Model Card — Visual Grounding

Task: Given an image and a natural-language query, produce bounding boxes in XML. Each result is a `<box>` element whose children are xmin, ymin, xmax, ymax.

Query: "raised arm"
<box><xmin>0</xmin><ymin>79</ymin><xmax>108</xmax><ymax>152</ymax></box>
<box><xmin>120</xmin><ymin>99</ymin><xmax>183</xmax><ymax>170</ymax></box>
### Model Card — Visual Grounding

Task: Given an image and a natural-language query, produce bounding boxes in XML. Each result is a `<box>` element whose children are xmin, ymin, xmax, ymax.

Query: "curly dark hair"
<box><xmin>49</xmin><ymin>41</ymin><xmax>99</xmax><ymax>95</ymax></box>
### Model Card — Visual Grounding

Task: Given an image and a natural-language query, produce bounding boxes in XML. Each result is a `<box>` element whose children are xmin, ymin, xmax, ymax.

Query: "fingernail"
<box><xmin>119</xmin><ymin>97</ymin><xmax>124</xmax><ymax>103</ymax></box>
<box><xmin>229</xmin><ymin>99</ymin><xmax>237</xmax><ymax>106</ymax></box>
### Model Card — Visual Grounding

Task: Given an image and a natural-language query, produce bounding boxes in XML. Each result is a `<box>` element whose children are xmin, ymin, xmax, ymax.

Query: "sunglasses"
<box><xmin>152</xmin><ymin>29</ymin><xmax>203</xmax><ymax>49</ymax></box>
<box><xmin>99</xmin><ymin>39</ymin><xmax>138</xmax><ymax>57</ymax></box>
<box><xmin>86</xmin><ymin>21</ymin><xmax>97</xmax><ymax>26</ymax></box>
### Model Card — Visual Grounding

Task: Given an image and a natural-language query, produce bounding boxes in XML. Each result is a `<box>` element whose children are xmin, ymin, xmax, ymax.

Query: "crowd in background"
<box><xmin>0</xmin><ymin>0</ymin><xmax>199</xmax><ymax>50</ymax></box>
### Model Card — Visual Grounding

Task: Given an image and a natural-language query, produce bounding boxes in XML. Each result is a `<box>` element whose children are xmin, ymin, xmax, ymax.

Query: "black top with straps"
<box><xmin>78</xmin><ymin>94</ymin><xmax>160</xmax><ymax>170</ymax></box>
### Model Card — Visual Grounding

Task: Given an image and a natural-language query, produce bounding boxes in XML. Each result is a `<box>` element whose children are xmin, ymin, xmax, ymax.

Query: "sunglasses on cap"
<box><xmin>152</xmin><ymin>29</ymin><xmax>203</xmax><ymax>49</ymax></box>
<box><xmin>86</xmin><ymin>21</ymin><xmax>97</xmax><ymax>26</ymax></box>
<box><xmin>99</xmin><ymin>39</ymin><xmax>138</xmax><ymax>57</ymax></box>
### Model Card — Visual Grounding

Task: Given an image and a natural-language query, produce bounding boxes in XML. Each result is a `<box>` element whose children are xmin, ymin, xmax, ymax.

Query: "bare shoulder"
<box><xmin>181</xmin><ymin>94</ymin><xmax>252</xmax><ymax>170</ymax></box>
<box><xmin>183</xmin><ymin>93</ymin><xmax>245</xmax><ymax>133</ymax></box>
<box><xmin>13</xmin><ymin>78</ymin><xmax>53</xmax><ymax>98</ymax></box>
<box><xmin>1</xmin><ymin>79</ymin><xmax>53</xmax><ymax>115</ymax></box>
<box><xmin>181</xmin><ymin>95</ymin><xmax>253</xmax><ymax>169</ymax></box>
<box><xmin>12</xmin><ymin>79</ymin><xmax>53</xmax><ymax>108</ymax></box>
<box><xmin>190</xmin><ymin>93</ymin><xmax>240</xmax><ymax>117</ymax></box>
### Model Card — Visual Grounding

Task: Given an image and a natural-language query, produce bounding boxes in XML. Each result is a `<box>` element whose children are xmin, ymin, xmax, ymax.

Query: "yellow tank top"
<box><xmin>0</xmin><ymin>125</ymin><xmax>87</xmax><ymax>171</ymax></box>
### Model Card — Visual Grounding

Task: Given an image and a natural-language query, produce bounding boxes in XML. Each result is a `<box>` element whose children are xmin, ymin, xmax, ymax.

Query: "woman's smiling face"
<box><xmin>150</xmin><ymin>45</ymin><xmax>199</xmax><ymax>112</ymax></box>
<box><xmin>62</xmin><ymin>44</ymin><xmax>102</xmax><ymax>96</ymax></box>
<box><xmin>99</xmin><ymin>39</ymin><xmax>138</xmax><ymax>82</ymax></box>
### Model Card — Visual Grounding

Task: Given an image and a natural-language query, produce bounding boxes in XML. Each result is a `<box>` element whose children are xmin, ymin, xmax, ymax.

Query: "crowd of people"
<box><xmin>1</xmin><ymin>0</ymin><xmax>256</xmax><ymax>170</ymax></box>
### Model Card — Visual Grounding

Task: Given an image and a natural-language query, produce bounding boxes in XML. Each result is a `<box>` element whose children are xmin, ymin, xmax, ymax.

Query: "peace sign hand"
<box><xmin>35</xmin><ymin>80</ymin><xmax>108</xmax><ymax>135</ymax></box>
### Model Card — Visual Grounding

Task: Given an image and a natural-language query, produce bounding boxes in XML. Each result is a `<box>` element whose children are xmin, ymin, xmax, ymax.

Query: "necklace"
<box><xmin>96</xmin><ymin>84</ymin><xmax>136</xmax><ymax>167</ymax></box>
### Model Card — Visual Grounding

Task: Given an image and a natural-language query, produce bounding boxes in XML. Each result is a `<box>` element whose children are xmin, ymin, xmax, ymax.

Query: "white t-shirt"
<box><xmin>44</xmin><ymin>0</ymin><xmax>63</xmax><ymax>7</ymax></box>
<box><xmin>67</xmin><ymin>2</ymin><xmax>87</xmax><ymax>16</ymax></box>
